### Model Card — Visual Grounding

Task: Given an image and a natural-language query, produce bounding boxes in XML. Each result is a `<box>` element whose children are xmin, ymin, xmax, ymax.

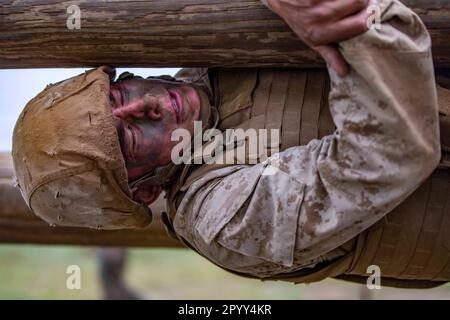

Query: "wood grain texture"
<box><xmin>0</xmin><ymin>0</ymin><xmax>449</xmax><ymax>69</ymax></box>
<box><xmin>0</xmin><ymin>153</ymin><xmax>182</xmax><ymax>247</ymax></box>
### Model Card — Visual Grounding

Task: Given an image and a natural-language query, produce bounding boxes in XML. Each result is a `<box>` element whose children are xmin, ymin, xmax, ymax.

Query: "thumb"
<box><xmin>313</xmin><ymin>45</ymin><xmax>349</xmax><ymax>77</ymax></box>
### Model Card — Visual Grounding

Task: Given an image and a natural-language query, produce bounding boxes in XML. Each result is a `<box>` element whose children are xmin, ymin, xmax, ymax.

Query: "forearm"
<box><xmin>275</xmin><ymin>0</ymin><xmax>441</xmax><ymax>259</ymax></box>
<box><xmin>174</xmin><ymin>0</ymin><xmax>441</xmax><ymax>272</ymax></box>
<box><xmin>328</xmin><ymin>0</ymin><xmax>440</xmax><ymax>187</ymax></box>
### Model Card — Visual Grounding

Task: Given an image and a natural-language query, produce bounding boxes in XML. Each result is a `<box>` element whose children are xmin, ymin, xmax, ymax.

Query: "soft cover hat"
<box><xmin>12</xmin><ymin>66</ymin><xmax>152</xmax><ymax>230</ymax></box>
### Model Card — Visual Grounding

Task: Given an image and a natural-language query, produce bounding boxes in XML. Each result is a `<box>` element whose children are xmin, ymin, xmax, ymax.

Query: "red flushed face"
<box><xmin>110</xmin><ymin>76</ymin><xmax>202</xmax><ymax>183</ymax></box>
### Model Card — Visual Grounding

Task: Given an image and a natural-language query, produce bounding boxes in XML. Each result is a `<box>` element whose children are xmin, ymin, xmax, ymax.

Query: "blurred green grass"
<box><xmin>0</xmin><ymin>245</ymin><xmax>449</xmax><ymax>299</ymax></box>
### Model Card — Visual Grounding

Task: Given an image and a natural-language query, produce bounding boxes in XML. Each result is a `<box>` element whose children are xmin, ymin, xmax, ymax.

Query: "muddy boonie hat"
<box><xmin>12</xmin><ymin>66</ymin><xmax>152</xmax><ymax>229</ymax></box>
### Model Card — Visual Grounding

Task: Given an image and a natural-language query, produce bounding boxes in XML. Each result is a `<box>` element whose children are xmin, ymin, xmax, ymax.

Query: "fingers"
<box><xmin>310</xmin><ymin>0</ymin><xmax>369</xmax><ymax>22</ymax></box>
<box><xmin>265</xmin><ymin>0</ymin><xmax>376</xmax><ymax>76</ymax></box>
<box><xmin>266</xmin><ymin>0</ymin><xmax>373</xmax><ymax>46</ymax></box>
<box><xmin>306</xmin><ymin>6</ymin><xmax>370</xmax><ymax>45</ymax></box>
<box><xmin>314</xmin><ymin>45</ymin><xmax>349</xmax><ymax>76</ymax></box>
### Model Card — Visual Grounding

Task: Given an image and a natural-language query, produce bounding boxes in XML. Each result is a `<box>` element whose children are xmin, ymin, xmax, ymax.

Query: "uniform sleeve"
<box><xmin>173</xmin><ymin>0</ymin><xmax>441</xmax><ymax>272</ymax></box>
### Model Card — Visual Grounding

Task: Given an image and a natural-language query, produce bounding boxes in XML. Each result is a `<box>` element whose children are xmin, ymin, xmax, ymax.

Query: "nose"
<box><xmin>112</xmin><ymin>94</ymin><xmax>161</xmax><ymax>121</ymax></box>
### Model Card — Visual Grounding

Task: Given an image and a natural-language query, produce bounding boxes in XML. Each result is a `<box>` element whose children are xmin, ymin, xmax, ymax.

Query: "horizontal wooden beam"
<box><xmin>0</xmin><ymin>0</ymin><xmax>449</xmax><ymax>69</ymax></box>
<box><xmin>0</xmin><ymin>153</ymin><xmax>182</xmax><ymax>247</ymax></box>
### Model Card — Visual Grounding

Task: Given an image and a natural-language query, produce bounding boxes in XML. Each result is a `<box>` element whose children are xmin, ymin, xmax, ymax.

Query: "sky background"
<box><xmin>0</xmin><ymin>68</ymin><xmax>180</xmax><ymax>152</ymax></box>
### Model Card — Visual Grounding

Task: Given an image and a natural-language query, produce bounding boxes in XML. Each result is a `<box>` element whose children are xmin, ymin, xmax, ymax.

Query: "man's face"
<box><xmin>110</xmin><ymin>76</ymin><xmax>201</xmax><ymax>181</ymax></box>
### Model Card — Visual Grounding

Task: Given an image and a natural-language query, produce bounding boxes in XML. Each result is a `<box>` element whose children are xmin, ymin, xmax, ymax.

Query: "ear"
<box><xmin>99</xmin><ymin>65</ymin><xmax>117</xmax><ymax>81</ymax></box>
<box><xmin>132</xmin><ymin>185</ymin><xmax>162</xmax><ymax>206</ymax></box>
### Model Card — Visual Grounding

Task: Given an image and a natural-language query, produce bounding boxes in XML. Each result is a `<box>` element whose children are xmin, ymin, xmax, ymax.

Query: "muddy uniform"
<box><xmin>164</xmin><ymin>0</ymin><xmax>450</xmax><ymax>287</ymax></box>
<box><xmin>12</xmin><ymin>0</ymin><xmax>449</xmax><ymax>288</ymax></box>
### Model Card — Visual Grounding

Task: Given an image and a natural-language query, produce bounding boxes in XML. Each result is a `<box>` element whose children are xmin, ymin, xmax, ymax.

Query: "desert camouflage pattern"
<box><xmin>169</xmin><ymin>0</ymin><xmax>443</xmax><ymax>279</ymax></box>
<box><xmin>12</xmin><ymin>66</ymin><xmax>153</xmax><ymax>230</ymax></box>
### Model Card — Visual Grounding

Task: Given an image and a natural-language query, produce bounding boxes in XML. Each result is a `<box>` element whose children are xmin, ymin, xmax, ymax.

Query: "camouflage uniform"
<box><xmin>12</xmin><ymin>0</ymin><xmax>449</xmax><ymax>288</ymax></box>
<box><xmin>164</xmin><ymin>0</ymin><xmax>449</xmax><ymax>287</ymax></box>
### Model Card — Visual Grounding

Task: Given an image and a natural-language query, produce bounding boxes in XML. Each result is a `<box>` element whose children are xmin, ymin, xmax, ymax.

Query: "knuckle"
<box><xmin>305</xmin><ymin>26</ymin><xmax>322</xmax><ymax>45</ymax></box>
<box><xmin>311</xmin><ymin>8</ymin><xmax>329</xmax><ymax>21</ymax></box>
<box><xmin>309</xmin><ymin>2</ymin><xmax>339</xmax><ymax>22</ymax></box>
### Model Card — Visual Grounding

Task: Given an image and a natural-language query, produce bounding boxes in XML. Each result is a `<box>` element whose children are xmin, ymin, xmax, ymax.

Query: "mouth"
<box><xmin>127</xmin><ymin>123</ymin><xmax>139</xmax><ymax>160</ymax></box>
<box><xmin>117</xmin><ymin>120</ymin><xmax>137</xmax><ymax>161</ymax></box>
<box><xmin>168</xmin><ymin>89</ymin><xmax>183</xmax><ymax>123</ymax></box>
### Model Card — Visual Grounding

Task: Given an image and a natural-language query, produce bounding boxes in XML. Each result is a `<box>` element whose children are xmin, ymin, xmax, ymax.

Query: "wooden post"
<box><xmin>1</xmin><ymin>0</ymin><xmax>449</xmax><ymax>68</ymax></box>
<box><xmin>0</xmin><ymin>153</ymin><xmax>182</xmax><ymax>247</ymax></box>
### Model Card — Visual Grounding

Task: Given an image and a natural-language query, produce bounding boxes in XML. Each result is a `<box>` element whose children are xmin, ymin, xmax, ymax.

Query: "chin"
<box><xmin>127</xmin><ymin>166</ymin><xmax>149</xmax><ymax>182</ymax></box>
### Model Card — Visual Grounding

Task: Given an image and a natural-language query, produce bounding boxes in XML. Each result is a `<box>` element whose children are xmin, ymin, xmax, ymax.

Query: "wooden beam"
<box><xmin>0</xmin><ymin>0</ymin><xmax>449</xmax><ymax>69</ymax></box>
<box><xmin>0</xmin><ymin>153</ymin><xmax>182</xmax><ymax>247</ymax></box>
